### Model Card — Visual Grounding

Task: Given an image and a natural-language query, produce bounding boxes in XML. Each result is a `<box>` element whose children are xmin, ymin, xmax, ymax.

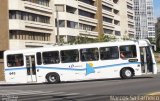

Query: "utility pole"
<box><xmin>56</xmin><ymin>9</ymin><xmax>60</xmax><ymax>45</ymax></box>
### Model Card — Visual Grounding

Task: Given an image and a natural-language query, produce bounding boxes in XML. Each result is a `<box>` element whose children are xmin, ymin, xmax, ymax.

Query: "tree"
<box><xmin>96</xmin><ymin>34</ymin><xmax>116</xmax><ymax>42</ymax></box>
<box><xmin>60</xmin><ymin>34</ymin><xmax>117</xmax><ymax>45</ymax></box>
<box><xmin>147</xmin><ymin>37</ymin><xmax>155</xmax><ymax>44</ymax></box>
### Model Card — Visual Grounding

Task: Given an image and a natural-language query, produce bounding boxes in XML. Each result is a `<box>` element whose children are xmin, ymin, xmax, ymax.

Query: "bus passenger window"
<box><xmin>42</xmin><ymin>51</ymin><xmax>60</xmax><ymax>64</ymax></box>
<box><xmin>100</xmin><ymin>46</ymin><xmax>119</xmax><ymax>60</ymax></box>
<box><xmin>7</xmin><ymin>54</ymin><xmax>24</xmax><ymax>67</ymax></box>
<box><xmin>60</xmin><ymin>49</ymin><xmax>79</xmax><ymax>63</ymax></box>
<box><xmin>120</xmin><ymin>52</ymin><xmax>125</xmax><ymax>58</ymax></box>
<box><xmin>36</xmin><ymin>52</ymin><xmax>42</xmax><ymax>65</ymax></box>
<box><xmin>80</xmin><ymin>48</ymin><xmax>99</xmax><ymax>62</ymax></box>
<box><xmin>120</xmin><ymin>45</ymin><xmax>137</xmax><ymax>59</ymax></box>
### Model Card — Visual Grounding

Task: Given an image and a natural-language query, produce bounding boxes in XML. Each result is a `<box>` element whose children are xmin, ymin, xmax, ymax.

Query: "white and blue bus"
<box><xmin>4</xmin><ymin>39</ymin><xmax>157</xmax><ymax>84</ymax></box>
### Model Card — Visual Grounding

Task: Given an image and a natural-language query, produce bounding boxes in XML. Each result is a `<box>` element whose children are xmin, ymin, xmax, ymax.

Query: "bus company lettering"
<box><xmin>69</xmin><ymin>64</ymin><xmax>83</xmax><ymax>68</ymax></box>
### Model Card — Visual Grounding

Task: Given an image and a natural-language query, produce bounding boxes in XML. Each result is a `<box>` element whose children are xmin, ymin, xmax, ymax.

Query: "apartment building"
<box><xmin>54</xmin><ymin>0</ymin><xmax>135</xmax><ymax>42</ymax></box>
<box><xmin>120</xmin><ymin>0</ymin><xmax>135</xmax><ymax>39</ymax></box>
<box><xmin>0</xmin><ymin>0</ymin><xmax>54</xmax><ymax>80</ymax></box>
<box><xmin>134</xmin><ymin>0</ymin><xmax>155</xmax><ymax>39</ymax></box>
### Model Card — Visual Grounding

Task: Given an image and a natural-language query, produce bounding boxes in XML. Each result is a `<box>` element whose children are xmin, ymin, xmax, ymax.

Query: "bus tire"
<box><xmin>46</xmin><ymin>72</ymin><xmax>60</xmax><ymax>84</ymax></box>
<box><xmin>120</xmin><ymin>68</ymin><xmax>134</xmax><ymax>79</ymax></box>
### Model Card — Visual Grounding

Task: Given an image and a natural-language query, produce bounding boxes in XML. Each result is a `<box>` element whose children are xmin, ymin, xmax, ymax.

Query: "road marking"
<box><xmin>0</xmin><ymin>90</ymin><xmax>81</xmax><ymax>98</ymax></box>
<box><xmin>0</xmin><ymin>90</ymin><xmax>66</xmax><ymax>95</ymax></box>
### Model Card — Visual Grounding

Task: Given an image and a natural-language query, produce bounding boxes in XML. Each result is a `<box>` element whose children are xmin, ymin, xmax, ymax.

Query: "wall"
<box><xmin>0</xmin><ymin>0</ymin><xmax>9</xmax><ymax>80</ymax></box>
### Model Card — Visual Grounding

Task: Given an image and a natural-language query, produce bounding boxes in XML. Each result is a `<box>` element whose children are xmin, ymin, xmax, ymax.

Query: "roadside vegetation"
<box><xmin>60</xmin><ymin>34</ymin><xmax>122</xmax><ymax>45</ymax></box>
<box><xmin>154</xmin><ymin>52</ymin><xmax>160</xmax><ymax>63</ymax></box>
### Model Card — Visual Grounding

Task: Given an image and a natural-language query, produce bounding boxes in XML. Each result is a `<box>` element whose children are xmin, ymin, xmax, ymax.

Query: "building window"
<box><xmin>0</xmin><ymin>51</ymin><xmax>4</xmax><ymax>59</ymax></box>
<box><xmin>79</xmin><ymin>0</ymin><xmax>94</xmax><ymax>6</ymax></box>
<box><xmin>9</xmin><ymin>11</ymin><xmax>50</xmax><ymax>24</ymax></box>
<box><xmin>79</xmin><ymin>10</ymin><xmax>95</xmax><ymax>18</ymax></box>
<box><xmin>55</xmin><ymin>20</ymin><xmax>65</xmax><ymax>27</ymax></box>
<box><xmin>79</xmin><ymin>23</ymin><xmax>95</xmax><ymax>31</ymax></box>
<box><xmin>115</xmin><ymin>31</ymin><xmax>121</xmax><ymax>36</ymax></box>
<box><xmin>104</xmin><ymin>29</ymin><xmax>113</xmax><ymax>34</ymax></box>
<box><xmin>66</xmin><ymin>6</ymin><xmax>77</xmax><ymax>14</ymax></box>
<box><xmin>9</xmin><ymin>30</ymin><xmax>50</xmax><ymax>41</ymax></box>
<box><xmin>67</xmin><ymin>21</ymin><xmax>78</xmax><ymax>28</ymax></box>
<box><xmin>23</xmin><ymin>0</ymin><xmax>49</xmax><ymax>7</ymax></box>
<box><xmin>103</xmin><ymin>17</ymin><xmax>113</xmax><ymax>23</ymax></box>
<box><xmin>102</xmin><ymin>5</ymin><xmax>112</xmax><ymax>12</ymax></box>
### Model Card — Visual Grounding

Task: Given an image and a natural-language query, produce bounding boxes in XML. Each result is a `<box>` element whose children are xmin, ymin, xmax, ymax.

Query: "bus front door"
<box><xmin>140</xmin><ymin>47</ymin><xmax>153</xmax><ymax>74</ymax></box>
<box><xmin>26</xmin><ymin>55</ymin><xmax>37</xmax><ymax>82</ymax></box>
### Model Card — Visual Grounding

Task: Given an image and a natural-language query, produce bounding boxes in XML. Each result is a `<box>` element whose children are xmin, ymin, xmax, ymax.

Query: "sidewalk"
<box><xmin>157</xmin><ymin>63</ymin><xmax>160</xmax><ymax>72</ymax></box>
<box><xmin>0</xmin><ymin>81</ymin><xmax>20</xmax><ymax>85</ymax></box>
<box><xmin>0</xmin><ymin>81</ymin><xmax>6</xmax><ymax>84</ymax></box>
<box><xmin>148</xmin><ymin>92</ymin><xmax>160</xmax><ymax>95</ymax></box>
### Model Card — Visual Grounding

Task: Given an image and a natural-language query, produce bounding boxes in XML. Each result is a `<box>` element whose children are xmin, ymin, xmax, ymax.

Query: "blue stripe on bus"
<box><xmin>95</xmin><ymin>62</ymin><xmax>140</xmax><ymax>69</ymax></box>
<box><xmin>5</xmin><ymin>62</ymin><xmax>141</xmax><ymax>71</ymax></box>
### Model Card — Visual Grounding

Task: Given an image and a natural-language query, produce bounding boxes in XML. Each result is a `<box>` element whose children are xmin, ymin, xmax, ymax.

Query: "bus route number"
<box><xmin>9</xmin><ymin>72</ymin><xmax>16</xmax><ymax>75</ymax></box>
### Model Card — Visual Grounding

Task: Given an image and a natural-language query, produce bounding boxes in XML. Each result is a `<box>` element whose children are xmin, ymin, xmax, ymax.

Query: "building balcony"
<box><xmin>113</xmin><ymin>4</ymin><xmax>120</xmax><ymax>10</ymax></box>
<box><xmin>128</xmin><ymin>19</ymin><xmax>134</xmax><ymax>24</ymax></box>
<box><xmin>127</xmin><ymin>9</ymin><xmax>134</xmax><ymax>15</ymax></box>
<box><xmin>79</xmin><ymin>30</ymin><xmax>98</xmax><ymax>38</ymax></box>
<box><xmin>54</xmin><ymin>27</ymin><xmax>79</xmax><ymax>36</ymax></box>
<box><xmin>9</xmin><ymin>19</ymin><xmax>53</xmax><ymax>33</ymax></box>
<box><xmin>9</xmin><ymin>0</ymin><xmax>52</xmax><ymax>15</ymax></box>
<box><xmin>9</xmin><ymin>0</ymin><xmax>52</xmax><ymax>18</ymax></box>
<box><xmin>127</xmin><ymin>0</ymin><xmax>134</xmax><ymax>6</ymax></box>
<box><xmin>79</xmin><ymin>15</ymin><xmax>98</xmax><ymax>26</ymax></box>
<box><xmin>54</xmin><ymin>0</ymin><xmax>78</xmax><ymax>8</ymax></box>
<box><xmin>78</xmin><ymin>1</ymin><xmax>97</xmax><ymax>14</ymax></box>
<box><xmin>103</xmin><ymin>22</ymin><xmax>114</xmax><ymax>30</ymax></box>
<box><xmin>9</xmin><ymin>40</ymin><xmax>53</xmax><ymax>50</ymax></box>
<box><xmin>128</xmin><ymin>28</ymin><xmax>135</xmax><ymax>33</ymax></box>
<box><xmin>102</xmin><ymin>0</ymin><xmax>113</xmax><ymax>8</ymax></box>
<box><xmin>55</xmin><ymin>12</ymin><xmax>78</xmax><ymax>22</ymax></box>
<box><xmin>23</xmin><ymin>1</ymin><xmax>53</xmax><ymax>14</ymax></box>
<box><xmin>114</xmin><ymin>25</ymin><xmax>121</xmax><ymax>31</ymax></box>
<box><xmin>102</xmin><ymin>10</ymin><xmax>114</xmax><ymax>18</ymax></box>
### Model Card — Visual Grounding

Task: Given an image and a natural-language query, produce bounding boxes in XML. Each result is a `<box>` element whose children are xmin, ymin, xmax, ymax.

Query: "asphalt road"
<box><xmin>0</xmin><ymin>73</ymin><xmax>160</xmax><ymax>101</ymax></box>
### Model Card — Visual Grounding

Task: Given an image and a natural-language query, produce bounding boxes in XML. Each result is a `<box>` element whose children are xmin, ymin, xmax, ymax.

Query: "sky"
<box><xmin>153</xmin><ymin>0</ymin><xmax>160</xmax><ymax>18</ymax></box>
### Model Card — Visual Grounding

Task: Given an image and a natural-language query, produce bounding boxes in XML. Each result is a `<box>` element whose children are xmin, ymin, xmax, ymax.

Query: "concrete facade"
<box><xmin>54</xmin><ymin>0</ymin><xmax>135</xmax><ymax>41</ymax></box>
<box><xmin>0</xmin><ymin>0</ymin><xmax>55</xmax><ymax>80</ymax></box>
<box><xmin>0</xmin><ymin>0</ymin><xmax>9</xmax><ymax>80</ymax></box>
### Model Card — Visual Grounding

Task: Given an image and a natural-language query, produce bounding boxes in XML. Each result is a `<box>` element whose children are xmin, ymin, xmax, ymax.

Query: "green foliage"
<box><xmin>59</xmin><ymin>36</ymin><xmax>65</xmax><ymax>44</ymax></box>
<box><xmin>147</xmin><ymin>37</ymin><xmax>155</xmax><ymax>44</ymax></box>
<box><xmin>96</xmin><ymin>34</ymin><xmax>116</xmax><ymax>42</ymax></box>
<box><xmin>59</xmin><ymin>34</ymin><xmax>117</xmax><ymax>45</ymax></box>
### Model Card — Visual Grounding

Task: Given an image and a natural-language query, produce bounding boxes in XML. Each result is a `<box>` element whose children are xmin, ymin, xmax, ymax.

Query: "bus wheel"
<box><xmin>46</xmin><ymin>73</ymin><xmax>60</xmax><ymax>84</ymax></box>
<box><xmin>120</xmin><ymin>68</ymin><xmax>133</xmax><ymax>79</ymax></box>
